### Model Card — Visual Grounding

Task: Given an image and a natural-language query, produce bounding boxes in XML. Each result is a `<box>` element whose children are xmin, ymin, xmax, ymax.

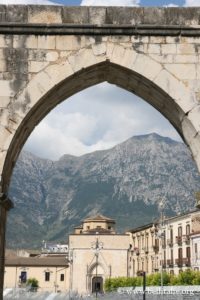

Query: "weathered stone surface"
<box><xmin>56</xmin><ymin>36</ymin><xmax>80</xmax><ymax>51</ymax></box>
<box><xmin>0</xmin><ymin>5</ymin><xmax>200</xmax><ymax>202</ymax></box>
<box><xmin>6</xmin><ymin>5</ymin><xmax>28</xmax><ymax>23</ymax></box>
<box><xmin>28</xmin><ymin>5</ymin><xmax>62</xmax><ymax>23</ymax></box>
<box><xmin>1</xmin><ymin>8</ymin><xmax>200</xmax><ymax>300</ymax></box>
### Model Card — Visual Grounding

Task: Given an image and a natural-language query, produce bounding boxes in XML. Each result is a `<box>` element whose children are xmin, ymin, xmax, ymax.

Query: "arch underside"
<box><xmin>1</xmin><ymin>61</ymin><xmax>195</xmax><ymax>191</ymax></box>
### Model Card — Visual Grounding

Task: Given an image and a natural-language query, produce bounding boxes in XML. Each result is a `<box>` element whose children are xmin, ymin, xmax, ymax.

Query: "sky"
<box><xmin>1</xmin><ymin>0</ymin><xmax>200</xmax><ymax>6</ymax></box>
<box><xmin>1</xmin><ymin>0</ymin><xmax>197</xmax><ymax>160</ymax></box>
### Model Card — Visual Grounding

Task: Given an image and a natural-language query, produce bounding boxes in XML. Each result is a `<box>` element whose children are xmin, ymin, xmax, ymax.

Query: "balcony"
<box><xmin>161</xmin><ymin>260</ymin><xmax>167</xmax><ymax>268</ymax></box>
<box><xmin>152</xmin><ymin>245</ymin><xmax>159</xmax><ymax>253</ymax></box>
<box><xmin>167</xmin><ymin>259</ymin><xmax>173</xmax><ymax>267</ymax></box>
<box><xmin>176</xmin><ymin>236</ymin><xmax>182</xmax><ymax>245</ymax></box>
<box><xmin>175</xmin><ymin>258</ymin><xmax>183</xmax><ymax>267</ymax></box>
<box><xmin>134</xmin><ymin>247</ymin><xmax>140</xmax><ymax>256</ymax></box>
<box><xmin>142</xmin><ymin>247</ymin><xmax>149</xmax><ymax>254</ymax></box>
<box><xmin>182</xmin><ymin>235</ymin><xmax>190</xmax><ymax>244</ymax></box>
<box><xmin>167</xmin><ymin>239</ymin><xmax>173</xmax><ymax>247</ymax></box>
<box><xmin>182</xmin><ymin>257</ymin><xmax>191</xmax><ymax>267</ymax></box>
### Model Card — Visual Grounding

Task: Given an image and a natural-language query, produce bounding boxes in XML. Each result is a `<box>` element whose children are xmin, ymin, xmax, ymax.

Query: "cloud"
<box><xmin>164</xmin><ymin>3</ymin><xmax>179</xmax><ymax>7</ymax></box>
<box><xmin>184</xmin><ymin>0</ymin><xmax>200</xmax><ymax>6</ymax></box>
<box><xmin>0</xmin><ymin>0</ymin><xmax>58</xmax><ymax>4</ymax></box>
<box><xmin>81</xmin><ymin>0</ymin><xmax>140</xmax><ymax>6</ymax></box>
<box><xmin>24</xmin><ymin>83</ymin><xmax>181</xmax><ymax>160</ymax></box>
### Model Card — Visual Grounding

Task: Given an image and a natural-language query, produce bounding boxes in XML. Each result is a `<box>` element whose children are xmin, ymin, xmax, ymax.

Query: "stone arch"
<box><xmin>1</xmin><ymin>47</ymin><xmax>200</xmax><ymax>192</ymax></box>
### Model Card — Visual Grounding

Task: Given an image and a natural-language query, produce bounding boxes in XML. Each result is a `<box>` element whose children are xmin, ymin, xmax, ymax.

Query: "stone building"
<box><xmin>128</xmin><ymin>209</ymin><xmax>200</xmax><ymax>276</ymax></box>
<box><xmin>69</xmin><ymin>214</ymin><xmax>130</xmax><ymax>295</ymax></box>
<box><xmin>4</xmin><ymin>211</ymin><xmax>200</xmax><ymax>295</ymax></box>
<box><xmin>4</xmin><ymin>255</ymin><xmax>69</xmax><ymax>293</ymax></box>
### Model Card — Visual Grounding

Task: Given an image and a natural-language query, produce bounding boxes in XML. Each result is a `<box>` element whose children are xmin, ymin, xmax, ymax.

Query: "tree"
<box><xmin>26</xmin><ymin>278</ymin><xmax>39</xmax><ymax>292</ymax></box>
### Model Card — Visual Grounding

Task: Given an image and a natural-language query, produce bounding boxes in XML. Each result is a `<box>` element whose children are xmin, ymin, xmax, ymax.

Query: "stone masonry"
<box><xmin>0</xmin><ymin>6</ymin><xmax>200</xmax><ymax>192</ymax></box>
<box><xmin>1</xmin><ymin>5</ymin><xmax>200</xmax><ymax>299</ymax></box>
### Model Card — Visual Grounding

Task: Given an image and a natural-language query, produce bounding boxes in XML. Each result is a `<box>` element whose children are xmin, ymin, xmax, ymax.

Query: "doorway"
<box><xmin>92</xmin><ymin>276</ymin><xmax>103</xmax><ymax>293</ymax></box>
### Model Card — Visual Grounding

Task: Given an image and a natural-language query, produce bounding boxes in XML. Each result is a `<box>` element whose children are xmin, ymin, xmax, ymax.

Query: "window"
<box><xmin>60</xmin><ymin>274</ymin><xmax>64</xmax><ymax>281</ymax></box>
<box><xmin>45</xmin><ymin>272</ymin><xmax>50</xmax><ymax>281</ymax></box>
<box><xmin>178</xmin><ymin>226</ymin><xmax>182</xmax><ymax>237</ymax></box>
<box><xmin>186</xmin><ymin>247</ymin><xmax>190</xmax><ymax>258</ymax></box>
<box><xmin>170</xmin><ymin>228</ymin><xmax>173</xmax><ymax>243</ymax></box>
<box><xmin>20</xmin><ymin>271</ymin><xmax>27</xmax><ymax>283</ymax></box>
<box><xmin>108</xmin><ymin>226</ymin><xmax>111</xmax><ymax>230</ymax></box>
<box><xmin>87</xmin><ymin>226</ymin><xmax>90</xmax><ymax>230</ymax></box>
<box><xmin>186</xmin><ymin>224</ymin><xmax>190</xmax><ymax>235</ymax></box>
<box><xmin>97</xmin><ymin>226</ymin><xmax>101</xmax><ymax>229</ymax></box>
<box><xmin>178</xmin><ymin>248</ymin><xmax>183</xmax><ymax>260</ymax></box>
<box><xmin>171</xmin><ymin>249</ymin><xmax>173</xmax><ymax>262</ymax></box>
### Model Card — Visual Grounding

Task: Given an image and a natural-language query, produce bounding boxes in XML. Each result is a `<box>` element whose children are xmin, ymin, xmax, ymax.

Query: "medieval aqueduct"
<box><xmin>0</xmin><ymin>5</ymin><xmax>200</xmax><ymax>299</ymax></box>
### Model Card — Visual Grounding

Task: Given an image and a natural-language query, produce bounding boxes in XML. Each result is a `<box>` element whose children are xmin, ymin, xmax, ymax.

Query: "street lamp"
<box><xmin>91</xmin><ymin>237</ymin><xmax>103</xmax><ymax>299</ymax></box>
<box><xmin>157</xmin><ymin>199</ymin><xmax>165</xmax><ymax>289</ymax></box>
<box><xmin>68</xmin><ymin>249</ymin><xmax>73</xmax><ymax>300</ymax></box>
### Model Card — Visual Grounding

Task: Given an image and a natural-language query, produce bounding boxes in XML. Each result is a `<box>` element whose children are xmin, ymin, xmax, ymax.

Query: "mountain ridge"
<box><xmin>7</xmin><ymin>133</ymin><xmax>200</xmax><ymax>249</ymax></box>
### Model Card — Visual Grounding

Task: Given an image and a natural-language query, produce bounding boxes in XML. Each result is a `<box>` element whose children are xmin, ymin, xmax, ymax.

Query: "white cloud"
<box><xmin>0</xmin><ymin>0</ymin><xmax>58</xmax><ymax>4</ymax></box>
<box><xmin>184</xmin><ymin>0</ymin><xmax>200</xmax><ymax>6</ymax></box>
<box><xmin>81</xmin><ymin>0</ymin><xmax>140</xmax><ymax>6</ymax></box>
<box><xmin>24</xmin><ymin>83</ymin><xmax>181</xmax><ymax>160</ymax></box>
<box><xmin>164</xmin><ymin>3</ymin><xmax>179</xmax><ymax>7</ymax></box>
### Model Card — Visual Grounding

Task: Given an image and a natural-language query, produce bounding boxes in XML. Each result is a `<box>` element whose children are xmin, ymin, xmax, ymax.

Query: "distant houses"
<box><xmin>4</xmin><ymin>210</ymin><xmax>200</xmax><ymax>294</ymax></box>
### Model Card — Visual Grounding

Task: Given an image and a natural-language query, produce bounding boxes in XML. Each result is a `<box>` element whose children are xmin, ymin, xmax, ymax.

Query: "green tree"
<box><xmin>26</xmin><ymin>278</ymin><xmax>39</xmax><ymax>292</ymax></box>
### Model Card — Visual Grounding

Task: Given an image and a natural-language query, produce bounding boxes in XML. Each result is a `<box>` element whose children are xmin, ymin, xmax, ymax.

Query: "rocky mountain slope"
<box><xmin>7</xmin><ymin>133</ymin><xmax>200</xmax><ymax>249</ymax></box>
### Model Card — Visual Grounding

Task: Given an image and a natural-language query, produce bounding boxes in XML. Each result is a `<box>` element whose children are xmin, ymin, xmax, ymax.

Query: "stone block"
<box><xmin>38</xmin><ymin>36</ymin><xmax>56</xmax><ymax>50</ymax></box>
<box><xmin>187</xmin><ymin>105</ymin><xmax>200</xmax><ymax>133</ymax></box>
<box><xmin>25</xmin><ymin>36</ymin><xmax>38</xmax><ymax>49</ymax></box>
<box><xmin>0</xmin><ymin>97</ymin><xmax>10</xmax><ymax>108</ymax></box>
<box><xmin>6</xmin><ymin>5</ymin><xmax>28</xmax><ymax>23</ymax></box>
<box><xmin>92</xmin><ymin>43</ymin><xmax>106</xmax><ymax>56</ymax></box>
<box><xmin>165</xmin><ymin>64</ymin><xmax>196</xmax><ymax>80</ymax></box>
<box><xmin>56</xmin><ymin>36</ymin><xmax>81</xmax><ymax>51</ymax></box>
<box><xmin>46</xmin><ymin>51</ymin><xmax>59</xmax><ymax>62</ymax></box>
<box><xmin>0</xmin><ymin>60</ymin><xmax>6</xmax><ymax>72</ymax></box>
<box><xmin>147</xmin><ymin>44</ymin><xmax>161</xmax><ymax>54</ymax></box>
<box><xmin>0</xmin><ymin>6</ymin><xmax>6</xmax><ymax>22</ymax></box>
<box><xmin>106</xmin><ymin>7</ymin><xmax>144</xmax><ymax>25</ymax></box>
<box><xmin>161</xmin><ymin>44</ymin><xmax>176</xmax><ymax>55</ymax></box>
<box><xmin>154</xmin><ymin>69</ymin><xmax>196</xmax><ymax>113</ymax></box>
<box><xmin>0</xmin><ymin>35</ymin><xmax>12</xmax><ymax>48</ymax></box>
<box><xmin>149</xmin><ymin>36</ymin><xmax>166</xmax><ymax>44</ymax></box>
<box><xmin>177</xmin><ymin>44</ymin><xmax>195</xmax><ymax>55</ymax></box>
<box><xmin>0</xmin><ymin>81</ymin><xmax>14</xmax><ymax>97</ymax></box>
<box><xmin>28</xmin><ymin>5</ymin><xmax>62</xmax><ymax>23</ymax></box>
<box><xmin>44</xmin><ymin>62</ymin><xmax>74</xmax><ymax>87</ymax></box>
<box><xmin>133</xmin><ymin>54</ymin><xmax>163</xmax><ymax>81</ymax></box>
<box><xmin>0</xmin><ymin>125</ymin><xmax>13</xmax><ymax>151</ymax></box>
<box><xmin>174</xmin><ymin>55</ymin><xmax>197</xmax><ymax>64</ymax></box>
<box><xmin>28</xmin><ymin>50</ymin><xmax>47</xmax><ymax>62</ymax></box>
<box><xmin>68</xmin><ymin>49</ymin><xmax>97</xmax><ymax>73</ymax></box>
<box><xmin>106</xmin><ymin>43</ymin><xmax>115</xmax><ymax>59</ymax></box>
<box><xmin>62</xmin><ymin>7</ymin><xmax>89</xmax><ymax>24</ymax></box>
<box><xmin>110</xmin><ymin>44</ymin><xmax>125</xmax><ymax>64</ymax></box>
<box><xmin>89</xmin><ymin>7</ymin><xmax>106</xmax><ymax>25</ymax></box>
<box><xmin>150</xmin><ymin>54</ymin><xmax>174</xmax><ymax>64</ymax></box>
<box><xmin>28</xmin><ymin>61</ymin><xmax>49</xmax><ymax>73</ymax></box>
<box><xmin>131</xmin><ymin>36</ymin><xmax>149</xmax><ymax>43</ymax></box>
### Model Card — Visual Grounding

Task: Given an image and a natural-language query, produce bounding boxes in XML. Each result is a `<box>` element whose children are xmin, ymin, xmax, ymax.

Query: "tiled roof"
<box><xmin>5</xmin><ymin>257</ymin><xmax>69</xmax><ymax>267</ymax></box>
<box><xmin>84</xmin><ymin>214</ymin><xmax>115</xmax><ymax>222</ymax></box>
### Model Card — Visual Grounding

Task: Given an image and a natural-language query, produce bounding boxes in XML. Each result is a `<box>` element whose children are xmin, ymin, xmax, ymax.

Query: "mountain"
<box><xmin>7</xmin><ymin>133</ymin><xmax>200</xmax><ymax>249</ymax></box>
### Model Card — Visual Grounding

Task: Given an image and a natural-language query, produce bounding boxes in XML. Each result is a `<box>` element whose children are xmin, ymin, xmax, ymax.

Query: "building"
<box><xmin>69</xmin><ymin>214</ymin><xmax>130</xmax><ymax>295</ymax></box>
<box><xmin>4</xmin><ymin>210</ymin><xmax>200</xmax><ymax>295</ymax></box>
<box><xmin>4</xmin><ymin>256</ymin><xmax>69</xmax><ymax>293</ymax></box>
<box><xmin>128</xmin><ymin>209</ymin><xmax>200</xmax><ymax>276</ymax></box>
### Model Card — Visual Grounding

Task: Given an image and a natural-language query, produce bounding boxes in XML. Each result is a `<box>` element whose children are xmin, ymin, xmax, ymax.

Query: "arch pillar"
<box><xmin>0</xmin><ymin>195</ymin><xmax>13</xmax><ymax>300</ymax></box>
